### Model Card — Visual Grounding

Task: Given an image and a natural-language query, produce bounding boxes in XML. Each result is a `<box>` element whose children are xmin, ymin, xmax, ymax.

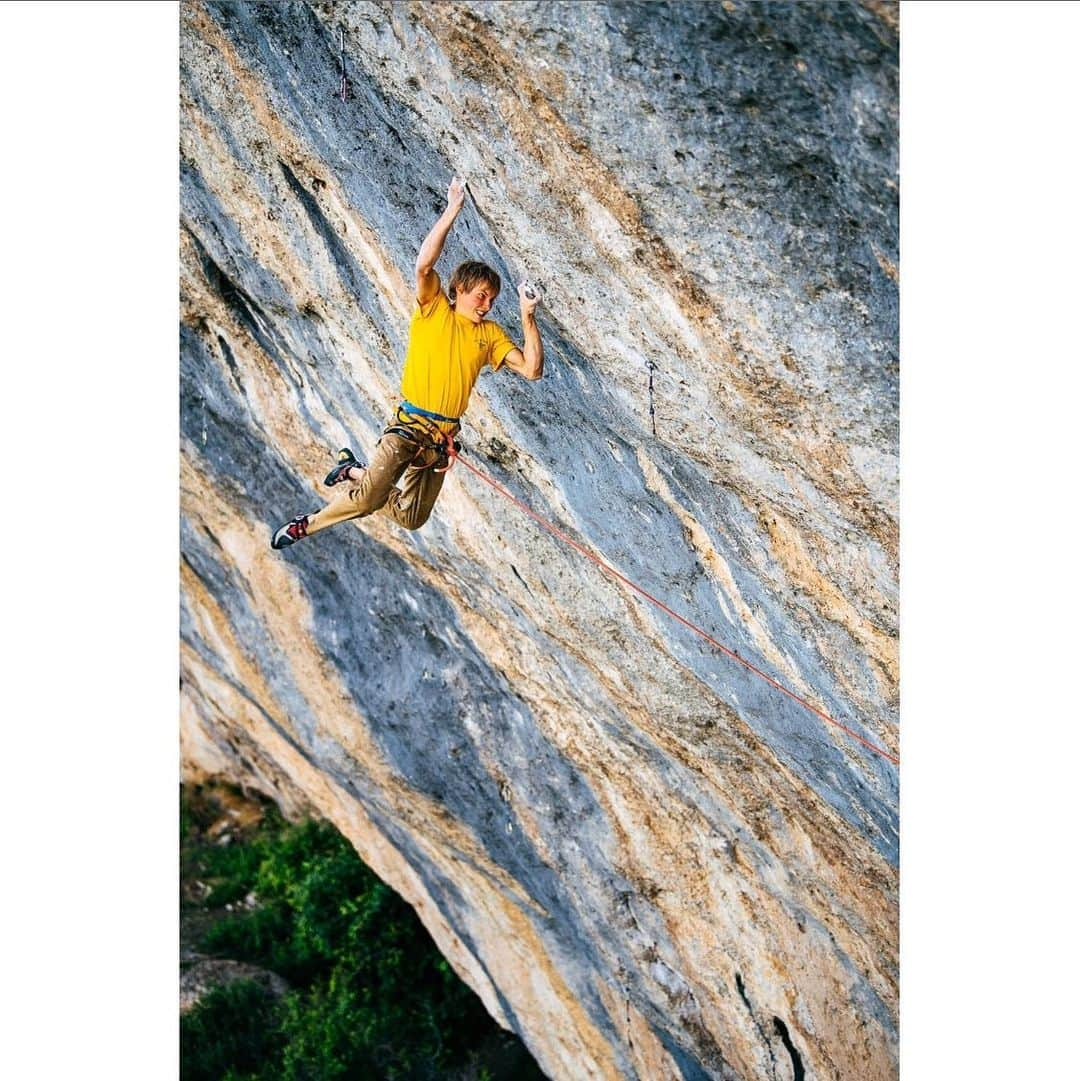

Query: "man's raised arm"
<box><xmin>415</xmin><ymin>177</ymin><xmax>466</xmax><ymax>305</ymax></box>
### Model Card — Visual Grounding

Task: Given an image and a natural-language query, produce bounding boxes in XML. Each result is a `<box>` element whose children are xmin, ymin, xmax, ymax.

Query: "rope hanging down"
<box><xmin>441</xmin><ymin>441</ymin><xmax>899</xmax><ymax>767</ymax></box>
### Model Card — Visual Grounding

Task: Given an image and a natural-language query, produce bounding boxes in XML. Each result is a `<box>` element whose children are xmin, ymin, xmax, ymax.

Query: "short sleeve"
<box><xmin>486</xmin><ymin>323</ymin><xmax>518</xmax><ymax>371</ymax></box>
<box><xmin>416</xmin><ymin>288</ymin><xmax>449</xmax><ymax>320</ymax></box>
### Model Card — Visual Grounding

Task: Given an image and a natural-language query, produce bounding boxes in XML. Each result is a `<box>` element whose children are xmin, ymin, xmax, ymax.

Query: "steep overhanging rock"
<box><xmin>180</xmin><ymin>2</ymin><xmax>898</xmax><ymax>1078</ymax></box>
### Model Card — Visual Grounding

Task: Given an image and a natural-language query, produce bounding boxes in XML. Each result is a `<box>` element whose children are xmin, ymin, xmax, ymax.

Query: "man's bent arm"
<box><xmin>519</xmin><ymin>309</ymin><xmax>544</xmax><ymax>380</ymax></box>
<box><xmin>415</xmin><ymin>178</ymin><xmax>466</xmax><ymax>303</ymax></box>
<box><xmin>503</xmin><ymin>284</ymin><xmax>544</xmax><ymax>380</ymax></box>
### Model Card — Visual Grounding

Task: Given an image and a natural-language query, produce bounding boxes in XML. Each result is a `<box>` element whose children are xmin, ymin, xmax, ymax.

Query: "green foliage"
<box><xmin>180</xmin><ymin>784</ymin><xmax>545</xmax><ymax>1081</ymax></box>
<box><xmin>180</xmin><ymin>979</ymin><xmax>283</xmax><ymax>1081</ymax></box>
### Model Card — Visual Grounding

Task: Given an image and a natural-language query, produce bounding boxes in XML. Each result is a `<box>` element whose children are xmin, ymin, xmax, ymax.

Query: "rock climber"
<box><xmin>271</xmin><ymin>177</ymin><xmax>544</xmax><ymax>550</ymax></box>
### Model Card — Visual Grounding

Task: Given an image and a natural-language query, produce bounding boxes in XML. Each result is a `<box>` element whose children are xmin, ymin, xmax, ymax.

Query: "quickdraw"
<box><xmin>646</xmin><ymin>359</ymin><xmax>658</xmax><ymax>437</ymax></box>
<box><xmin>338</xmin><ymin>28</ymin><xmax>348</xmax><ymax>103</ymax></box>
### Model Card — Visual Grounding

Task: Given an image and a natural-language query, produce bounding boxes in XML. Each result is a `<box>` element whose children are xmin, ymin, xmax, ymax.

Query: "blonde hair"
<box><xmin>447</xmin><ymin>261</ymin><xmax>501</xmax><ymax>304</ymax></box>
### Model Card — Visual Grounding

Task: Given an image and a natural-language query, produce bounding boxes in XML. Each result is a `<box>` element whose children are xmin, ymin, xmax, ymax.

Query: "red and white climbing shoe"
<box><xmin>324</xmin><ymin>447</ymin><xmax>364</xmax><ymax>486</ymax></box>
<box><xmin>271</xmin><ymin>514</ymin><xmax>310</xmax><ymax>550</ymax></box>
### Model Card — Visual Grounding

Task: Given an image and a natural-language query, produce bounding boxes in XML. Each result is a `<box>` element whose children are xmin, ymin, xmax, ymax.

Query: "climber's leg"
<box><xmin>305</xmin><ymin>432</ymin><xmax>419</xmax><ymax>534</ymax></box>
<box><xmin>378</xmin><ymin>444</ymin><xmax>448</xmax><ymax>530</ymax></box>
<box><xmin>271</xmin><ymin>432</ymin><xmax>418</xmax><ymax>548</ymax></box>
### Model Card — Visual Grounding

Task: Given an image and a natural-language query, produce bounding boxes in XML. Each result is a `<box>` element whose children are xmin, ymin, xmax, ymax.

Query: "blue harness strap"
<box><xmin>386</xmin><ymin>402</ymin><xmax>462</xmax><ymax>473</ymax></box>
<box><xmin>400</xmin><ymin>400</ymin><xmax>460</xmax><ymax>425</ymax></box>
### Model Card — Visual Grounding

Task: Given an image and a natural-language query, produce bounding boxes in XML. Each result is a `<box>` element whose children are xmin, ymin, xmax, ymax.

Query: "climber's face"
<box><xmin>456</xmin><ymin>281</ymin><xmax>499</xmax><ymax>323</ymax></box>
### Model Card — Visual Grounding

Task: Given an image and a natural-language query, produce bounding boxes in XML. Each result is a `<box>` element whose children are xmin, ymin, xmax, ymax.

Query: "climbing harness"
<box><xmin>384</xmin><ymin>403</ymin><xmax>462</xmax><ymax>474</ymax></box>
<box><xmin>440</xmin><ymin>440</ymin><xmax>899</xmax><ymax>766</ymax></box>
<box><xmin>399</xmin><ymin>399</ymin><xmax>460</xmax><ymax>426</ymax></box>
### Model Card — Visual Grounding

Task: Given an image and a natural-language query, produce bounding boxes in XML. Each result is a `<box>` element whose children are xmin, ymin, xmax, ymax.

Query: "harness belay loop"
<box><xmin>386</xmin><ymin>403</ymin><xmax>462</xmax><ymax>473</ymax></box>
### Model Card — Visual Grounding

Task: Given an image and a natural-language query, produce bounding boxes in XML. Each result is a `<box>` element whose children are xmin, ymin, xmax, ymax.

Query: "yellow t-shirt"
<box><xmin>399</xmin><ymin>289</ymin><xmax>517</xmax><ymax>432</ymax></box>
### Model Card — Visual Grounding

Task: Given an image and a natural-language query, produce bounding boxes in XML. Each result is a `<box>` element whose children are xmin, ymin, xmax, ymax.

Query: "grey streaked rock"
<box><xmin>180</xmin><ymin>2</ymin><xmax>898</xmax><ymax>1078</ymax></box>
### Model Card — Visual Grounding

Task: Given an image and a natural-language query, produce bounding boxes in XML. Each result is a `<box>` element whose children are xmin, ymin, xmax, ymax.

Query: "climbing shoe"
<box><xmin>271</xmin><ymin>514</ymin><xmax>309</xmax><ymax>550</ymax></box>
<box><xmin>323</xmin><ymin>447</ymin><xmax>364</xmax><ymax>486</ymax></box>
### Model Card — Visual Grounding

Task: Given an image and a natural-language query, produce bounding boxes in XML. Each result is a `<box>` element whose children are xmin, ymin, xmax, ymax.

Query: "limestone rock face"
<box><xmin>180</xmin><ymin>2</ymin><xmax>898</xmax><ymax>1078</ymax></box>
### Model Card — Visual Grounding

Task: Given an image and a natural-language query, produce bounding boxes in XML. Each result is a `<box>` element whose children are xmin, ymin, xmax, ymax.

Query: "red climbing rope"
<box><xmin>446</xmin><ymin>444</ymin><xmax>899</xmax><ymax>767</ymax></box>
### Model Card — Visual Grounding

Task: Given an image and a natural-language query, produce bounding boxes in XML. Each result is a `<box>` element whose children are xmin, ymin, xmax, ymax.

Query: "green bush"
<box><xmin>180</xmin><ymin>979</ymin><xmax>283</xmax><ymax>1081</ymax></box>
<box><xmin>181</xmin><ymin>784</ymin><xmax>545</xmax><ymax>1080</ymax></box>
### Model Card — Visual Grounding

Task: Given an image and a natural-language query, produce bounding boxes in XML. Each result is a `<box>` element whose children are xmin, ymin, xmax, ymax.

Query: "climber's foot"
<box><xmin>271</xmin><ymin>513</ymin><xmax>310</xmax><ymax>550</ymax></box>
<box><xmin>324</xmin><ymin>447</ymin><xmax>365</xmax><ymax>487</ymax></box>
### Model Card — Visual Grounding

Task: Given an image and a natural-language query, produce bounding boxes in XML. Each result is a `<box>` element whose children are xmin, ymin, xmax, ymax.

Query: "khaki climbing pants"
<box><xmin>306</xmin><ymin>427</ymin><xmax>454</xmax><ymax>536</ymax></box>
